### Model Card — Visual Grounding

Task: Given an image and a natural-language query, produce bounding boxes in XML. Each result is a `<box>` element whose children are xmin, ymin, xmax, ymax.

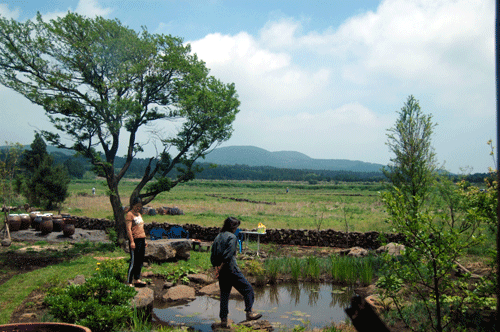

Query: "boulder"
<box><xmin>131</xmin><ymin>287</ymin><xmax>154</xmax><ymax>320</ymax></box>
<box><xmin>162</xmin><ymin>285</ymin><xmax>196</xmax><ymax>302</ymax></box>
<box><xmin>163</xmin><ymin>281</ymin><xmax>175</xmax><ymax>289</ymax></box>
<box><xmin>199</xmin><ymin>282</ymin><xmax>243</xmax><ymax>299</ymax></box>
<box><xmin>19</xmin><ymin>313</ymin><xmax>38</xmax><ymax>322</ymax></box>
<box><xmin>376</xmin><ymin>243</ymin><xmax>405</xmax><ymax>256</ymax></box>
<box><xmin>169</xmin><ymin>239</ymin><xmax>191</xmax><ymax>260</ymax></box>
<box><xmin>354</xmin><ymin>284</ymin><xmax>376</xmax><ymax>298</ymax></box>
<box><xmin>348</xmin><ymin>247</ymin><xmax>369</xmax><ymax>257</ymax></box>
<box><xmin>365</xmin><ymin>295</ymin><xmax>384</xmax><ymax>313</ymax></box>
<box><xmin>338</xmin><ymin>247</ymin><xmax>369</xmax><ymax>257</ymax></box>
<box><xmin>1</xmin><ymin>238</ymin><xmax>12</xmax><ymax>247</ymax></box>
<box><xmin>187</xmin><ymin>273</ymin><xmax>214</xmax><ymax>285</ymax></box>
<box><xmin>211</xmin><ymin>319</ymin><xmax>234</xmax><ymax>331</ymax></box>
<box><xmin>142</xmin><ymin>239</ymin><xmax>191</xmax><ymax>262</ymax></box>
<box><xmin>238</xmin><ymin>319</ymin><xmax>274</xmax><ymax>331</ymax></box>
<box><xmin>68</xmin><ymin>275</ymin><xmax>86</xmax><ymax>285</ymax></box>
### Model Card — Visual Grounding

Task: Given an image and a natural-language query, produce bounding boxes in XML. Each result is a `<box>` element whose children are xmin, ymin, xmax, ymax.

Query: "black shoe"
<box><xmin>246</xmin><ymin>311</ymin><xmax>262</xmax><ymax>321</ymax></box>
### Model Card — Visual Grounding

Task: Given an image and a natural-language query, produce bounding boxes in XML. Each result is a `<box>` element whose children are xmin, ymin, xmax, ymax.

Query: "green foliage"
<box><xmin>44</xmin><ymin>275</ymin><xmax>137</xmax><ymax>332</ymax></box>
<box><xmin>241</xmin><ymin>259</ymin><xmax>267</xmax><ymax>285</ymax></box>
<box><xmin>383</xmin><ymin>95</ymin><xmax>436</xmax><ymax>218</ymax></box>
<box><xmin>304</xmin><ymin>256</ymin><xmax>321</xmax><ymax>281</ymax></box>
<box><xmin>159</xmin><ymin>264</ymin><xmax>199</xmax><ymax>284</ymax></box>
<box><xmin>63</xmin><ymin>158</ymin><xmax>85</xmax><ymax>179</ymax></box>
<box><xmin>93</xmin><ymin>258</ymin><xmax>127</xmax><ymax>283</ymax></box>
<box><xmin>329</xmin><ymin>256</ymin><xmax>357</xmax><ymax>284</ymax></box>
<box><xmin>17</xmin><ymin>134</ymin><xmax>70</xmax><ymax>210</ymax></box>
<box><xmin>242</xmin><ymin>259</ymin><xmax>265</xmax><ymax>276</ymax></box>
<box><xmin>290</xmin><ymin>257</ymin><xmax>303</xmax><ymax>282</ymax></box>
<box><xmin>378</xmin><ymin>96</ymin><xmax>491</xmax><ymax>332</ymax></box>
<box><xmin>263</xmin><ymin>258</ymin><xmax>281</xmax><ymax>283</ymax></box>
<box><xmin>0</xmin><ymin>141</ymin><xmax>24</xmax><ymax>208</ymax></box>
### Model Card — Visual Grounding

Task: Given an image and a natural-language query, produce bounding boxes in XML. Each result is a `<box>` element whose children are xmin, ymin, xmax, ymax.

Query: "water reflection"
<box><xmin>154</xmin><ymin>282</ymin><xmax>354</xmax><ymax>331</ymax></box>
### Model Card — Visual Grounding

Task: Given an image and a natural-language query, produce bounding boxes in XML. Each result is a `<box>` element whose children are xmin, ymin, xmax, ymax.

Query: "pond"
<box><xmin>153</xmin><ymin>282</ymin><xmax>354</xmax><ymax>331</ymax></box>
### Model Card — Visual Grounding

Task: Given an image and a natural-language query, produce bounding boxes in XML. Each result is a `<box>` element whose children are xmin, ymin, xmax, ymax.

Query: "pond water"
<box><xmin>153</xmin><ymin>282</ymin><xmax>354</xmax><ymax>331</ymax></box>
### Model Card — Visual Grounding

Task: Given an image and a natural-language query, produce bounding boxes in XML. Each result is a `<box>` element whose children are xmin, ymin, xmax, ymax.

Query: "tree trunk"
<box><xmin>109</xmin><ymin>193</ymin><xmax>126</xmax><ymax>246</ymax></box>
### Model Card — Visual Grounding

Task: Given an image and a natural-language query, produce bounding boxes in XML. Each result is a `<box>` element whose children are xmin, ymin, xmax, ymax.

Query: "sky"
<box><xmin>0</xmin><ymin>0</ymin><xmax>496</xmax><ymax>174</ymax></box>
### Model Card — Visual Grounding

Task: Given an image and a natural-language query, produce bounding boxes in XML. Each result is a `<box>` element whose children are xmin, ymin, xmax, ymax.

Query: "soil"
<box><xmin>0</xmin><ymin>238</ymin><xmax>493</xmax><ymax>332</ymax></box>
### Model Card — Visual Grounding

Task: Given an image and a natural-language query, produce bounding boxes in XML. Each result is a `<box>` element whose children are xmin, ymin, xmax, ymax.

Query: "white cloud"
<box><xmin>75</xmin><ymin>0</ymin><xmax>112</xmax><ymax>17</ymax></box>
<box><xmin>329</xmin><ymin>0</ymin><xmax>494</xmax><ymax>115</ymax></box>
<box><xmin>37</xmin><ymin>0</ymin><xmax>113</xmax><ymax>21</ymax></box>
<box><xmin>259</xmin><ymin>18</ymin><xmax>302</xmax><ymax>49</ymax></box>
<box><xmin>189</xmin><ymin>32</ymin><xmax>331</xmax><ymax>114</ymax></box>
<box><xmin>0</xmin><ymin>3</ymin><xmax>20</xmax><ymax>19</ymax></box>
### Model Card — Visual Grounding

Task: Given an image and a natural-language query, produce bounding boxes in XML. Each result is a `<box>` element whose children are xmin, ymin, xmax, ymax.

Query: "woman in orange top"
<box><xmin>125</xmin><ymin>197</ymin><xmax>148</xmax><ymax>287</ymax></box>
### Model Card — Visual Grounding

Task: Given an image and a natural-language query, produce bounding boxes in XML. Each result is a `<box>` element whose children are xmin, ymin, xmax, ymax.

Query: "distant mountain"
<box><xmin>202</xmin><ymin>146</ymin><xmax>385</xmax><ymax>173</ymax></box>
<box><xmin>0</xmin><ymin>144</ymin><xmax>75</xmax><ymax>156</ymax></box>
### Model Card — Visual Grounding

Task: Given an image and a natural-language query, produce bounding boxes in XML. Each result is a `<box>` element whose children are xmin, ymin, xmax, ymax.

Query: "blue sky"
<box><xmin>0</xmin><ymin>0</ymin><xmax>496</xmax><ymax>174</ymax></box>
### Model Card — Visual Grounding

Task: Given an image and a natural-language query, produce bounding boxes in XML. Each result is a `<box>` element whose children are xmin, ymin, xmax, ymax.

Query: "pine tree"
<box><xmin>19</xmin><ymin>134</ymin><xmax>70</xmax><ymax>210</ymax></box>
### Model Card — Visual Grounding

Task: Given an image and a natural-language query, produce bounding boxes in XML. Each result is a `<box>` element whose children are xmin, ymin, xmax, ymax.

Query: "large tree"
<box><xmin>0</xmin><ymin>12</ymin><xmax>240</xmax><ymax>242</ymax></box>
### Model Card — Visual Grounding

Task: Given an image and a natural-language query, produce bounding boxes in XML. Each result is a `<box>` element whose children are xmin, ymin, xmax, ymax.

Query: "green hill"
<box><xmin>202</xmin><ymin>146</ymin><xmax>385</xmax><ymax>173</ymax></box>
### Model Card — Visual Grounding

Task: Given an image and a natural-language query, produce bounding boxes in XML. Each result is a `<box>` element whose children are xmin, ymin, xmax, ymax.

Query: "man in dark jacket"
<box><xmin>211</xmin><ymin>217</ymin><xmax>262</xmax><ymax>327</ymax></box>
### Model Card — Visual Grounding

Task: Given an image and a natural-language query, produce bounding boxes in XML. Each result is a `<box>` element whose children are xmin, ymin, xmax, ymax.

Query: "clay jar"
<box><xmin>29</xmin><ymin>211</ymin><xmax>41</xmax><ymax>224</ymax></box>
<box><xmin>40</xmin><ymin>214</ymin><xmax>53</xmax><ymax>235</ymax></box>
<box><xmin>19</xmin><ymin>214</ymin><xmax>31</xmax><ymax>230</ymax></box>
<box><xmin>62</xmin><ymin>213</ymin><xmax>74</xmax><ymax>225</ymax></box>
<box><xmin>33</xmin><ymin>215</ymin><xmax>43</xmax><ymax>231</ymax></box>
<box><xmin>7</xmin><ymin>214</ymin><xmax>21</xmax><ymax>232</ymax></box>
<box><xmin>52</xmin><ymin>215</ymin><xmax>65</xmax><ymax>232</ymax></box>
<box><xmin>63</xmin><ymin>223</ymin><xmax>76</xmax><ymax>237</ymax></box>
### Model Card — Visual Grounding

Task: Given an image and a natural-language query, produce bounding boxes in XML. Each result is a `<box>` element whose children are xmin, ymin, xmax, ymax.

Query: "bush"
<box><xmin>93</xmin><ymin>258</ymin><xmax>127</xmax><ymax>283</ymax></box>
<box><xmin>44</xmin><ymin>275</ymin><xmax>137</xmax><ymax>332</ymax></box>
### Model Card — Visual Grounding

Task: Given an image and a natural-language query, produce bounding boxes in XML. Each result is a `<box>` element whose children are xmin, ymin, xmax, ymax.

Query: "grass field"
<box><xmin>64</xmin><ymin>179</ymin><xmax>390</xmax><ymax>233</ymax></box>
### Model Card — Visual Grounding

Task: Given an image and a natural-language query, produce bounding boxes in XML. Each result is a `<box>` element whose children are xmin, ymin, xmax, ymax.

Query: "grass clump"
<box><xmin>329</xmin><ymin>255</ymin><xmax>378</xmax><ymax>285</ymax></box>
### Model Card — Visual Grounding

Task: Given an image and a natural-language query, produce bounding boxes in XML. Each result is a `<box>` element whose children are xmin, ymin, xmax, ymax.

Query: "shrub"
<box><xmin>44</xmin><ymin>275</ymin><xmax>137</xmax><ymax>332</ymax></box>
<box><xmin>93</xmin><ymin>258</ymin><xmax>127</xmax><ymax>283</ymax></box>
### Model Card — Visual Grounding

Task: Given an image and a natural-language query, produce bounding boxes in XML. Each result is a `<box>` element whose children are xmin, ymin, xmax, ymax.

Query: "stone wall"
<box><xmin>70</xmin><ymin>216</ymin><xmax>405</xmax><ymax>249</ymax></box>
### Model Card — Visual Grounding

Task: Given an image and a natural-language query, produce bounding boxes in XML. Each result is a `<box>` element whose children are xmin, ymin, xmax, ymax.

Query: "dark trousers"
<box><xmin>127</xmin><ymin>238</ymin><xmax>146</xmax><ymax>284</ymax></box>
<box><xmin>218</xmin><ymin>268</ymin><xmax>255</xmax><ymax>320</ymax></box>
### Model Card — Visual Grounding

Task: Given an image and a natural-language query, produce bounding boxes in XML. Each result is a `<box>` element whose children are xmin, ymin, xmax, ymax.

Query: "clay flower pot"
<box><xmin>0</xmin><ymin>322</ymin><xmax>91</xmax><ymax>332</ymax></box>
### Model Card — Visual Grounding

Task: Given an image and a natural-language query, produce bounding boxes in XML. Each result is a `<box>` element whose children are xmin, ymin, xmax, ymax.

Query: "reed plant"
<box><xmin>289</xmin><ymin>257</ymin><xmax>303</xmax><ymax>282</ymax></box>
<box><xmin>358</xmin><ymin>257</ymin><xmax>375</xmax><ymax>285</ymax></box>
<box><xmin>263</xmin><ymin>257</ymin><xmax>282</xmax><ymax>283</ymax></box>
<box><xmin>329</xmin><ymin>255</ymin><xmax>376</xmax><ymax>285</ymax></box>
<box><xmin>305</xmin><ymin>256</ymin><xmax>321</xmax><ymax>281</ymax></box>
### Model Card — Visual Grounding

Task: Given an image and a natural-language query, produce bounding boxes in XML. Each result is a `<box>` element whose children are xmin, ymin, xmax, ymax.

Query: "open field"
<box><xmin>64</xmin><ymin>179</ymin><xmax>390</xmax><ymax>233</ymax></box>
